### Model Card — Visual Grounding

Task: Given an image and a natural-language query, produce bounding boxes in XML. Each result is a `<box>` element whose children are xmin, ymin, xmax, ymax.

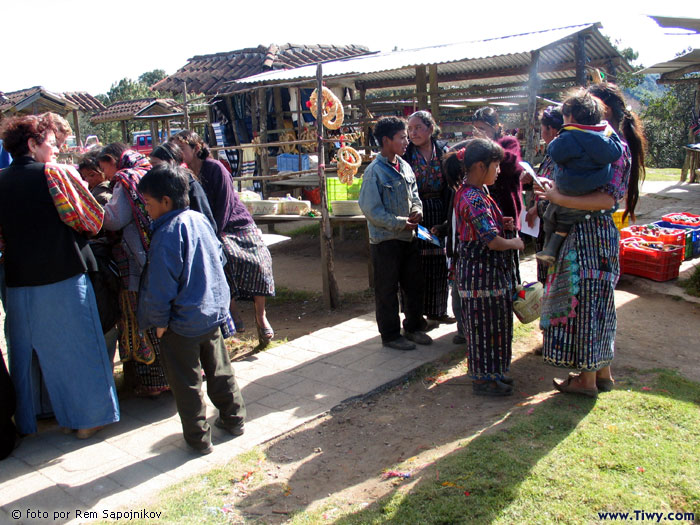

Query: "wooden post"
<box><xmin>525</xmin><ymin>50</ymin><xmax>540</xmax><ymax>164</ymax></box>
<box><xmin>149</xmin><ymin>120</ymin><xmax>158</xmax><ymax>147</ymax></box>
<box><xmin>359</xmin><ymin>87</ymin><xmax>370</xmax><ymax>149</ymax></box>
<box><xmin>682</xmin><ymin>81</ymin><xmax>700</xmax><ymax>182</ymax></box>
<box><xmin>72</xmin><ymin>109</ymin><xmax>82</xmax><ymax>149</ymax></box>
<box><xmin>575</xmin><ymin>33</ymin><xmax>587</xmax><ymax>87</ymax></box>
<box><xmin>429</xmin><ymin>64</ymin><xmax>440</xmax><ymax>120</ymax></box>
<box><xmin>316</xmin><ymin>64</ymin><xmax>340</xmax><ymax>309</ymax></box>
<box><xmin>120</xmin><ymin>120</ymin><xmax>128</xmax><ymax>143</ymax></box>
<box><xmin>416</xmin><ymin>66</ymin><xmax>428</xmax><ymax>110</ymax></box>
<box><xmin>273</xmin><ymin>87</ymin><xmax>284</xmax><ymax>130</ymax></box>
<box><xmin>182</xmin><ymin>81</ymin><xmax>190</xmax><ymax>129</ymax></box>
<box><xmin>258</xmin><ymin>88</ymin><xmax>269</xmax><ymax>197</ymax></box>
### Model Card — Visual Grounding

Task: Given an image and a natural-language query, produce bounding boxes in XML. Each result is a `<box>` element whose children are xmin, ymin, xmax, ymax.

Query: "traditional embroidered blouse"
<box><xmin>601</xmin><ymin>140</ymin><xmax>631</xmax><ymax>203</ymax></box>
<box><xmin>455</xmin><ymin>183</ymin><xmax>504</xmax><ymax>244</ymax></box>
<box><xmin>407</xmin><ymin>143</ymin><xmax>444</xmax><ymax>194</ymax></box>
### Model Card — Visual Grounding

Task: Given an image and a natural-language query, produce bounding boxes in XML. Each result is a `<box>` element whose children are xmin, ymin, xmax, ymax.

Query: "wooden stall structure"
<box><xmin>219</xmin><ymin>23</ymin><xmax>633</xmax><ymax>307</ymax></box>
<box><xmin>641</xmin><ymin>17</ymin><xmax>700</xmax><ymax>182</ymax></box>
<box><xmin>0</xmin><ymin>86</ymin><xmax>105</xmax><ymax>147</ymax></box>
<box><xmin>90</xmin><ymin>97</ymin><xmax>184</xmax><ymax>146</ymax></box>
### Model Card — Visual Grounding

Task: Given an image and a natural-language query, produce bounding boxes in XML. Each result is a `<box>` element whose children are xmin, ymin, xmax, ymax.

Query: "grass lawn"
<box><xmin>99</xmin><ymin>368</ymin><xmax>700</xmax><ymax>525</ymax></box>
<box><xmin>645</xmin><ymin>168</ymin><xmax>682</xmax><ymax>181</ymax></box>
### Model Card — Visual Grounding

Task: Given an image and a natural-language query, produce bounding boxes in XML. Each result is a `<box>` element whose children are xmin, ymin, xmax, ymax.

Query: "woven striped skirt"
<box><xmin>119</xmin><ymin>290</ymin><xmax>169</xmax><ymax>394</ymax></box>
<box><xmin>456</xmin><ymin>241</ymin><xmax>515</xmax><ymax>380</ymax></box>
<box><xmin>418</xmin><ymin>196</ymin><xmax>449</xmax><ymax>318</ymax></box>
<box><xmin>542</xmin><ymin>216</ymin><xmax>619</xmax><ymax>371</ymax></box>
<box><xmin>221</xmin><ymin>224</ymin><xmax>275</xmax><ymax>300</ymax></box>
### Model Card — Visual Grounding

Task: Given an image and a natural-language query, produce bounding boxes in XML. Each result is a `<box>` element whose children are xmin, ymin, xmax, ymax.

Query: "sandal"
<box><xmin>256</xmin><ymin>319</ymin><xmax>274</xmax><ymax>347</ymax></box>
<box><xmin>472</xmin><ymin>380</ymin><xmax>513</xmax><ymax>397</ymax></box>
<box><xmin>553</xmin><ymin>376</ymin><xmax>598</xmax><ymax>398</ymax></box>
<box><xmin>76</xmin><ymin>426</ymin><xmax>105</xmax><ymax>439</ymax></box>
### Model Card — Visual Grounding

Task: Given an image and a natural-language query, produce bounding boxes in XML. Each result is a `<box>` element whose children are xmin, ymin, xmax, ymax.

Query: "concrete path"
<box><xmin>2</xmin><ymin>179</ymin><xmax>699</xmax><ymax>524</ymax></box>
<box><xmin>0</xmin><ymin>313</ymin><xmax>463</xmax><ymax>525</ymax></box>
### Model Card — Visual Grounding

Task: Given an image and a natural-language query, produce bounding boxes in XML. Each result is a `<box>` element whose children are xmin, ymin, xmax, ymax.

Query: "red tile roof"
<box><xmin>0</xmin><ymin>87</ymin><xmax>105</xmax><ymax>114</ymax></box>
<box><xmin>90</xmin><ymin>98</ymin><xmax>182</xmax><ymax>124</ymax></box>
<box><xmin>153</xmin><ymin>43</ymin><xmax>371</xmax><ymax>95</ymax></box>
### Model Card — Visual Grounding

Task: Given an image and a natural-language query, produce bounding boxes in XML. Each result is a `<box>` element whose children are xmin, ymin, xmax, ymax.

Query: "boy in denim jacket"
<box><xmin>536</xmin><ymin>91</ymin><xmax>623</xmax><ymax>264</ymax></box>
<box><xmin>359</xmin><ymin>117</ymin><xmax>432</xmax><ymax>351</ymax></box>
<box><xmin>137</xmin><ymin>164</ymin><xmax>245</xmax><ymax>454</ymax></box>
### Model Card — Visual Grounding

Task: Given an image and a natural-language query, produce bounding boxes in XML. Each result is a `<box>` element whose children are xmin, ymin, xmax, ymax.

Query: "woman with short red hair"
<box><xmin>0</xmin><ymin>114</ymin><xmax>119</xmax><ymax>439</ymax></box>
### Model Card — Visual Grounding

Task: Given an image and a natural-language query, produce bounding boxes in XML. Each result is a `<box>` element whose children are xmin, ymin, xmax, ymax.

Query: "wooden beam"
<box><xmin>359</xmin><ymin>88</ymin><xmax>370</xmax><ymax>148</ymax></box>
<box><xmin>662</xmin><ymin>63</ymin><xmax>700</xmax><ymax>79</ymax></box>
<box><xmin>525</xmin><ymin>50</ymin><xmax>540</xmax><ymax>164</ymax></box>
<box><xmin>120</xmin><ymin>120</ymin><xmax>128</xmax><ymax>143</ymax></box>
<box><xmin>575</xmin><ymin>33</ymin><xmax>587</xmax><ymax>86</ymax></box>
<box><xmin>415</xmin><ymin>66</ymin><xmax>428</xmax><ymax>110</ymax></box>
<box><xmin>429</xmin><ymin>64</ymin><xmax>440</xmax><ymax>119</ymax></box>
<box><xmin>315</xmin><ymin>64</ymin><xmax>340</xmax><ymax>309</ymax></box>
<box><xmin>360</xmin><ymin>58</ymin><xmax>618</xmax><ymax>90</ymax></box>
<box><xmin>258</xmin><ymin>88</ymin><xmax>269</xmax><ymax>187</ymax></box>
<box><xmin>72</xmin><ymin>109</ymin><xmax>82</xmax><ymax>149</ymax></box>
<box><xmin>273</xmin><ymin>87</ymin><xmax>284</xmax><ymax>130</ymax></box>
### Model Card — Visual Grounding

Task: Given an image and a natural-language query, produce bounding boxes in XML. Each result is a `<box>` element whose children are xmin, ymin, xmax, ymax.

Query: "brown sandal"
<box><xmin>553</xmin><ymin>376</ymin><xmax>598</xmax><ymax>398</ymax></box>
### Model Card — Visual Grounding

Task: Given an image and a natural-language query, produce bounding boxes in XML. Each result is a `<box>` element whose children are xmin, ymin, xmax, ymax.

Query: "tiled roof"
<box><xmin>90</xmin><ymin>98</ymin><xmax>182</xmax><ymax>124</ymax></box>
<box><xmin>153</xmin><ymin>43</ymin><xmax>371</xmax><ymax>95</ymax></box>
<box><xmin>0</xmin><ymin>86</ymin><xmax>104</xmax><ymax>114</ymax></box>
<box><xmin>63</xmin><ymin>92</ymin><xmax>105</xmax><ymax>112</ymax></box>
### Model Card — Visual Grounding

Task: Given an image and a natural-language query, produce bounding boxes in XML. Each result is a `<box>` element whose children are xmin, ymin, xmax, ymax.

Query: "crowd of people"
<box><xmin>0</xmin><ymin>119</ymin><xmax>274</xmax><ymax>458</ymax></box>
<box><xmin>0</xmin><ymin>80</ymin><xmax>645</xmax><ymax>460</ymax></box>
<box><xmin>360</xmin><ymin>81</ymin><xmax>646</xmax><ymax>398</ymax></box>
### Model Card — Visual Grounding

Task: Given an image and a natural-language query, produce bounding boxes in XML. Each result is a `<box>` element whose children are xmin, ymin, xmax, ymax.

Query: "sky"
<box><xmin>2</xmin><ymin>0</ymin><xmax>699</xmax><ymax>96</ymax></box>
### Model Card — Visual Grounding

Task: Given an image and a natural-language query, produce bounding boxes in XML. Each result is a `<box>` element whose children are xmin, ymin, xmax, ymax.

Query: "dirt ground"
<box><xmin>219</xmin><ymin>229</ymin><xmax>700</xmax><ymax>523</ymax></box>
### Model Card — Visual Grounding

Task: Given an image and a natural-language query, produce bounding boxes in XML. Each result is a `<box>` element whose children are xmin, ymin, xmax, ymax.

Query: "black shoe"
<box><xmin>383</xmin><ymin>336</ymin><xmax>416</xmax><ymax>351</ymax></box>
<box><xmin>472</xmin><ymin>380</ymin><xmax>513</xmax><ymax>397</ymax></box>
<box><xmin>428</xmin><ymin>314</ymin><xmax>457</xmax><ymax>324</ymax></box>
<box><xmin>403</xmin><ymin>330</ymin><xmax>433</xmax><ymax>345</ymax></box>
<box><xmin>500</xmin><ymin>375</ymin><xmax>514</xmax><ymax>385</ymax></box>
<box><xmin>214</xmin><ymin>418</ymin><xmax>245</xmax><ymax>436</ymax></box>
<box><xmin>188</xmin><ymin>442</ymin><xmax>214</xmax><ymax>455</ymax></box>
<box><xmin>452</xmin><ymin>333</ymin><xmax>466</xmax><ymax>344</ymax></box>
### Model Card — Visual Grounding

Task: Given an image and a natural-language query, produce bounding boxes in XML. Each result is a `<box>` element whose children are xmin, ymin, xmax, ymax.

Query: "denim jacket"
<box><xmin>358</xmin><ymin>153</ymin><xmax>422</xmax><ymax>244</ymax></box>
<box><xmin>137</xmin><ymin>208</ymin><xmax>230</xmax><ymax>338</ymax></box>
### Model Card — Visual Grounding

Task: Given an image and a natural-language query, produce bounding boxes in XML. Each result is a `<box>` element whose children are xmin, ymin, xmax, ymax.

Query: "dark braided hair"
<box><xmin>588</xmin><ymin>82</ymin><xmax>647</xmax><ymax>221</ymax></box>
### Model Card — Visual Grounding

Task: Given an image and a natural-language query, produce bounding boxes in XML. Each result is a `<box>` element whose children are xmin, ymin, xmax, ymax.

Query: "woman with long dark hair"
<box><xmin>403</xmin><ymin>111</ymin><xmax>453</xmax><ymax>323</ymax></box>
<box><xmin>99</xmin><ymin>143</ymin><xmax>169</xmax><ymax>396</ymax></box>
<box><xmin>172</xmin><ymin>131</ymin><xmax>275</xmax><ymax>346</ymax></box>
<box><xmin>537</xmin><ymin>82</ymin><xmax>646</xmax><ymax>396</ymax></box>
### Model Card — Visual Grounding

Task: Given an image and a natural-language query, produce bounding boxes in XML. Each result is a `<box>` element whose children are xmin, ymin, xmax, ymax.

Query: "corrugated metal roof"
<box><xmin>231</xmin><ymin>23</ymin><xmax>630</xmax><ymax>91</ymax></box>
<box><xmin>649</xmin><ymin>16</ymin><xmax>700</xmax><ymax>34</ymax></box>
<box><xmin>639</xmin><ymin>48</ymin><xmax>700</xmax><ymax>76</ymax></box>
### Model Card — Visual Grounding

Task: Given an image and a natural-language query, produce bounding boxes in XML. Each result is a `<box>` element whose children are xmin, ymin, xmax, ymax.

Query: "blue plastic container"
<box><xmin>277</xmin><ymin>154</ymin><xmax>309</xmax><ymax>172</ymax></box>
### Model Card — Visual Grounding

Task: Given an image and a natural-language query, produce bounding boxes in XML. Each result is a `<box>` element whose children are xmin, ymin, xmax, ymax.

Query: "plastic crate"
<box><xmin>661</xmin><ymin>212</ymin><xmax>700</xmax><ymax>227</ymax></box>
<box><xmin>652</xmin><ymin>221</ymin><xmax>700</xmax><ymax>259</ymax></box>
<box><xmin>620</xmin><ymin>225</ymin><xmax>686</xmax><ymax>246</ymax></box>
<box><xmin>326</xmin><ymin>177</ymin><xmax>362</xmax><ymax>212</ymax></box>
<box><xmin>620</xmin><ymin>240</ymin><xmax>684</xmax><ymax>282</ymax></box>
<box><xmin>276</xmin><ymin>154</ymin><xmax>309</xmax><ymax>172</ymax></box>
<box><xmin>612</xmin><ymin>209</ymin><xmax>629</xmax><ymax>231</ymax></box>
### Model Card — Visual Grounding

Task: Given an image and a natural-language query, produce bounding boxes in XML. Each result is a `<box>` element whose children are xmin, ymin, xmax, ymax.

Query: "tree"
<box><xmin>139</xmin><ymin>69</ymin><xmax>167</xmax><ymax>88</ymax></box>
<box><xmin>641</xmin><ymin>81</ymin><xmax>698</xmax><ymax>168</ymax></box>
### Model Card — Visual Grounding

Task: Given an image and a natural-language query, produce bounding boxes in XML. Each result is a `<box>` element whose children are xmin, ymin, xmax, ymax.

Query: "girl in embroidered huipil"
<box><xmin>99</xmin><ymin>143</ymin><xmax>169</xmax><ymax>397</ymax></box>
<box><xmin>536</xmin><ymin>82</ymin><xmax>646</xmax><ymax>397</ymax></box>
<box><xmin>454</xmin><ymin>139</ymin><xmax>524</xmax><ymax>397</ymax></box>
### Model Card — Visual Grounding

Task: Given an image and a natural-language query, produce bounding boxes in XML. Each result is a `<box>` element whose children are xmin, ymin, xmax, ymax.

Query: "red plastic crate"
<box><xmin>620</xmin><ymin>225</ymin><xmax>686</xmax><ymax>247</ymax></box>
<box><xmin>661</xmin><ymin>212</ymin><xmax>700</xmax><ymax>227</ymax></box>
<box><xmin>620</xmin><ymin>240</ymin><xmax>684</xmax><ymax>282</ymax></box>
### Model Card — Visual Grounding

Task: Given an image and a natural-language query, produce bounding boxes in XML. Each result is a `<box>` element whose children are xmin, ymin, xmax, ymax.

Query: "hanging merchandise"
<box><xmin>336</xmin><ymin>146</ymin><xmax>361</xmax><ymax>184</ymax></box>
<box><xmin>299</xmin><ymin>126</ymin><xmax>318</xmax><ymax>152</ymax></box>
<box><xmin>307</xmin><ymin>86</ymin><xmax>344</xmax><ymax>130</ymax></box>
<box><xmin>280</xmin><ymin>131</ymin><xmax>298</xmax><ymax>153</ymax></box>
